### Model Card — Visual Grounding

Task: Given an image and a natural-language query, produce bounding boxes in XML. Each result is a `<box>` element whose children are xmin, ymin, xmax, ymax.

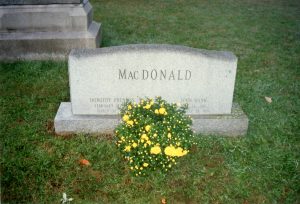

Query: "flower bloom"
<box><xmin>124</xmin><ymin>146</ymin><xmax>131</xmax><ymax>152</ymax></box>
<box><xmin>141</xmin><ymin>134</ymin><xmax>149</xmax><ymax>141</ymax></box>
<box><xmin>132</xmin><ymin>143</ymin><xmax>138</xmax><ymax>148</ymax></box>
<box><xmin>143</xmin><ymin>104</ymin><xmax>151</xmax><ymax>109</ymax></box>
<box><xmin>126</xmin><ymin>120</ymin><xmax>134</xmax><ymax>126</ymax></box>
<box><xmin>150</xmin><ymin>146</ymin><xmax>161</xmax><ymax>154</ymax></box>
<box><xmin>164</xmin><ymin>146</ymin><xmax>188</xmax><ymax>157</ymax></box>
<box><xmin>143</xmin><ymin>163</ymin><xmax>149</xmax><ymax>167</ymax></box>
<box><xmin>128</xmin><ymin>105</ymin><xmax>132</xmax><ymax>110</ymax></box>
<box><xmin>159</xmin><ymin>107</ymin><xmax>166</xmax><ymax>114</ymax></box>
<box><xmin>145</xmin><ymin>125</ymin><xmax>151</xmax><ymax>132</ymax></box>
<box><xmin>122</xmin><ymin>114</ymin><xmax>129</xmax><ymax>121</ymax></box>
<box><xmin>167</xmin><ymin>133</ymin><xmax>172</xmax><ymax>139</ymax></box>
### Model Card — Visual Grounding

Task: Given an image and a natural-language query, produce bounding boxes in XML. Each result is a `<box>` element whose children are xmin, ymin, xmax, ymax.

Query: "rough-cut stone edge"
<box><xmin>0</xmin><ymin>21</ymin><xmax>101</xmax><ymax>61</ymax></box>
<box><xmin>0</xmin><ymin>0</ymin><xmax>83</xmax><ymax>5</ymax></box>
<box><xmin>54</xmin><ymin>102</ymin><xmax>248</xmax><ymax>136</ymax></box>
<box><xmin>69</xmin><ymin>44</ymin><xmax>237</xmax><ymax>62</ymax></box>
<box><xmin>0</xmin><ymin>2</ymin><xmax>93</xmax><ymax>32</ymax></box>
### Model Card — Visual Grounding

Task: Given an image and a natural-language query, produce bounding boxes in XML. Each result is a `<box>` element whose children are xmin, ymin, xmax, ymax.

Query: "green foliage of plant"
<box><xmin>115</xmin><ymin>97</ymin><xmax>195</xmax><ymax>176</ymax></box>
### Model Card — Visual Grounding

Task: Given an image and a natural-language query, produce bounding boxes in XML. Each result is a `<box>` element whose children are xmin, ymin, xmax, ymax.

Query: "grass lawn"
<box><xmin>1</xmin><ymin>0</ymin><xmax>300</xmax><ymax>203</ymax></box>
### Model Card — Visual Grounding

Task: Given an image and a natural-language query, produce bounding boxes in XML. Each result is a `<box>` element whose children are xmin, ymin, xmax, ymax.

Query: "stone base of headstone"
<box><xmin>0</xmin><ymin>1</ymin><xmax>101</xmax><ymax>60</ymax></box>
<box><xmin>54</xmin><ymin>102</ymin><xmax>249</xmax><ymax>136</ymax></box>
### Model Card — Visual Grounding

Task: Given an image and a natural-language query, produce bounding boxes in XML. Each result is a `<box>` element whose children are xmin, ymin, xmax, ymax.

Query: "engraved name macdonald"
<box><xmin>118</xmin><ymin>69</ymin><xmax>192</xmax><ymax>80</ymax></box>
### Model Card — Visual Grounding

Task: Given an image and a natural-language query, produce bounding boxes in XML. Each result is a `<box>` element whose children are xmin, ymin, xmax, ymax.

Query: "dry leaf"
<box><xmin>79</xmin><ymin>159</ymin><xmax>91</xmax><ymax>166</ymax></box>
<box><xmin>161</xmin><ymin>198</ymin><xmax>166</xmax><ymax>204</ymax></box>
<box><xmin>265</xmin><ymin>96</ymin><xmax>272</xmax><ymax>103</ymax></box>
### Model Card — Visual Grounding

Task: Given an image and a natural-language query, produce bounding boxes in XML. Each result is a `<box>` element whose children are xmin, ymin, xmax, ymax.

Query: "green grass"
<box><xmin>1</xmin><ymin>0</ymin><xmax>300</xmax><ymax>203</ymax></box>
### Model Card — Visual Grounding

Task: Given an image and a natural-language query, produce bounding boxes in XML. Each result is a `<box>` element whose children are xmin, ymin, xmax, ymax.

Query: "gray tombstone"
<box><xmin>0</xmin><ymin>0</ymin><xmax>82</xmax><ymax>5</ymax></box>
<box><xmin>0</xmin><ymin>0</ymin><xmax>101</xmax><ymax>60</ymax></box>
<box><xmin>54</xmin><ymin>44</ymin><xmax>249</xmax><ymax>136</ymax></box>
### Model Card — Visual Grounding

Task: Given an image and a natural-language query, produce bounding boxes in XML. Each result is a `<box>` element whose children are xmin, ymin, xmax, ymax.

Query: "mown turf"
<box><xmin>1</xmin><ymin>0</ymin><xmax>300</xmax><ymax>203</ymax></box>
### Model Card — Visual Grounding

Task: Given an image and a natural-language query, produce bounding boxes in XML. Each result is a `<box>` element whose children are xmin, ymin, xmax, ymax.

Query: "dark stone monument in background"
<box><xmin>0</xmin><ymin>0</ymin><xmax>101</xmax><ymax>60</ymax></box>
<box><xmin>0</xmin><ymin>0</ymin><xmax>82</xmax><ymax>4</ymax></box>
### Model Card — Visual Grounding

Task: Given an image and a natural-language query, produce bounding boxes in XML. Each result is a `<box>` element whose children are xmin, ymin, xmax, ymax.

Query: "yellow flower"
<box><xmin>143</xmin><ymin>104</ymin><xmax>151</xmax><ymax>109</ymax></box>
<box><xmin>141</xmin><ymin>134</ymin><xmax>149</xmax><ymax>141</ymax></box>
<box><xmin>164</xmin><ymin>146</ymin><xmax>188</xmax><ymax>157</ymax></box>
<box><xmin>132</xmin><ymin>143</ymin><xmax>138</xmax><ymax>148</ymax></box>
<box><xmin>145</xmin><ymin>125</ymin><xmax>151</xmax><ymax>132</ymax></box>
<box><xmin>126</xmin><ymin>120</ymin><xmax>134</xmax><ymax>126</ymax></box>
<box><xmin>128</xmin><ymin>105</ymin><xmax>132</xmax><ymax>110</ymax></box>
<box><xmin>146</xmin><ymin>140</ymin><xmax>152</xmax><ymax>145</ymax></box>
<box><xmin>124</xmin><ymin>145</ymin><xmax>131</xmax><ymax>152</ymax></box>
<box><xmin>122</xmin><ymin>114</ymin><xmax>129</xmax><ymax>122</ymax></box>
<box><xmin>143</xmin><ymin>163</ymin><xmax>149</xmax><ymax>167</ymax></box>
<box><xmin>176</xmin><ymin>147</ymin><xmax>183</xmax><ymax>154</ymax></box>
<box><xmin>167</xmin><ymin>133</ymin><xmax>172</xmax><ymax>139</ymax></box>
<box><xmin>164</xmin><ymin>146</ymin><xmax>175</xmax><ymax>156</ymax></box>
<box><xmin>150</xmin><ymin>146</ymin><xmax>161</xmax><ymax>154</ymax></box>
<box><xmin>154</xmin><ymin>109</ymin><xmax>159</xmax><ymax>114</ymax></box>
<box><xmin>159</xmin><ymin>107</ymin><xmax>166</xmax><ymax>114</ymax></box>
<box><xmin>153</xmin><ymin>133</ymin><xmax>158</xmax><ymax>137</ymax></box>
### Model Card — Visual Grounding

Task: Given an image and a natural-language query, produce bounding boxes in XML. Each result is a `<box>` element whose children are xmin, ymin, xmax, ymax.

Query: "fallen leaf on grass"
<box><xmin>264</xmin><ymin>96</ymin><xmax>272</xmax><ymax>103</ymax></box>
<box><xmin>79</xmin><ymin>159</ymin><xmax>91</xmax><ymax>166</ymax></box>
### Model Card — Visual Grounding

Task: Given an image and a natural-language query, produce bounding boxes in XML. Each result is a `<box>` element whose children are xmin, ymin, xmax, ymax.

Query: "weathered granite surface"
<box><xmin>54</xmin><ymin>102</ymin><xmax>248</xmax><ymax>136</ymax></box>
<box><xmin>0</xmin><ymin>0</ymin><xmax>82</xmax><ymax>5</ymax></box>
<box><xmin>0</xmin><ymin>1</ymin><xmax>101</xmax><ymax>60</ymax></box>
<box><xmin>0</xmin><ymin>21</ymin><xmax>101</xmax><ymax>60</ymax></box>
<box><xmin>1</xmin><ymin>3</ymin><xmax>93</xmax><ymax>32</ymax></box>
<box><xmin>69</xmin><ymin>44</ymin><xmax>238</xmax><ymax>115</ymax></box>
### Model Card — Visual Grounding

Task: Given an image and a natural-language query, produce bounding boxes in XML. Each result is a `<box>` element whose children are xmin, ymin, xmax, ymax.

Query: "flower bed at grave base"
<box><xmin>115</xmin><ymin>97</ymin><xmax>196</xmax><ymax>176</ymax></box>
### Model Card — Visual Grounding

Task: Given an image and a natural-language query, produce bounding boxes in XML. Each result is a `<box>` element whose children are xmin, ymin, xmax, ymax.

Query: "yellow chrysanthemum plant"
<box><xmin>115</xmin><ymin>97</ymin><xmax>195</xmax><ymax>176</ymax></box>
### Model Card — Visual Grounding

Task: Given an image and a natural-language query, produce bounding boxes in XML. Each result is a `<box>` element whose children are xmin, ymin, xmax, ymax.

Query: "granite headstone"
<box><xmin>55</xmin><ymin>44</ymin><xmax>249</xmax><ymax>136</ymax></box>
<box><xmin>69</xmin><ymin>44</ymin><xmax>237</xmax><ymax>115</ymax></box>
<box><xmin>0</xmin><ymin>0</ymin><xmax>82</xmax><ymax>5</ymax></box>
<box><xmin>0</xmin><ymin>0</ymin><xmax>101</xmax><ymax>60</ymax></box>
